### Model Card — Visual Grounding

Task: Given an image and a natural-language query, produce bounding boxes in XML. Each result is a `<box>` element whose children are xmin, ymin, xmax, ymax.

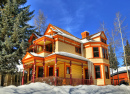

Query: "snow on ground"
<box><xmin>0</xmin><ymin>82</ymin><xmax>130</xmax><ymax>94</ymax></box>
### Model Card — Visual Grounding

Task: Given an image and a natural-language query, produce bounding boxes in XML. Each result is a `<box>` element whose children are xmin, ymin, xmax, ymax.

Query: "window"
<box><xmin>101</xmin><ymin>38</ymin><xmax>106</xmax><ymax>44</ymax></box>
<box><xmin>66</xmin><ymin>66</ymin><xmax>70</xmax><ymax>74</ymax></box>
<box><xmin>45</xmin><ymin>44</ymin><xmax>52</xmax><ymax>52</ymax></box>
<box><xmin>93</xmin><ymin>47</ymin><xmax>99</xmax><ymax>57</ymax></box>
<box><xmin>105</xmin><ymin>66</ymin><xmax>109</xmax><ymax>79</ymax></box>
<box><xmin>102</xmin><ymin>48</ymin><xmax>108</xmax><ymax>59</ymax></box>
<box><xmin>95</xmin><ymin>65</ymin><xmax>101</xmax><ymax>79</ymax></box>
<box><xmin>75</xmin><ymin>47</ymin><xmax>81</xmax><ymax>54</ymax></box>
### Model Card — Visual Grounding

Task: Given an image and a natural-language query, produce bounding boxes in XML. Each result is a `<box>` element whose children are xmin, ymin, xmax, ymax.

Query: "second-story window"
<box><xmin>101</xmin><ymin>38</ymin><xmax>106</xmax><ymax>44</ymax></box>
<box><xmin>75</xmin><ymin>47</ymin><xmax>81</xmax><ymax>54</ymax></box>
<box><xmin>102</xmin><ymin>48</ymin><xmax>108</xmax><ymax>59</ymax></box>
<box><xmin>93</xmin><ymin>47</ymin><xmax>99</xmax><ymax>57</ymax></box>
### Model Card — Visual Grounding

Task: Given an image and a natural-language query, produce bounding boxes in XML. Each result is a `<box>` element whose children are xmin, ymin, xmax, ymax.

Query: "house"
<box><xmin>22</xmin><ymin>24</ymin><xmax>111</xmax><ymax>86</ymax></box>
<box><xmin>110</xmin><ymin>66</ymin><xmax>130</xmax><ymax>85</ymax></box>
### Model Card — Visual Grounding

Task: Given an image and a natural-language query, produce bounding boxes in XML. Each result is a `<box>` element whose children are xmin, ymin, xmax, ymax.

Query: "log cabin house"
<box><xmin>22</xmin><ymin>24</ymin><xmax>111</xmax><ymax>86</ymax></box>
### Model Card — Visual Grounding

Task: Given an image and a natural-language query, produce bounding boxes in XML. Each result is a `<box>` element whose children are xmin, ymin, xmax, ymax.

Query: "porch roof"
<box><xmin>47</xmin><ymin>52</ymin><xmax>91</xmax><ymax>62</ymax></box>
<box><xmin>30</xmin><ymin>52</ymin><xmax>44</xmax><ymax>58</ymax></box>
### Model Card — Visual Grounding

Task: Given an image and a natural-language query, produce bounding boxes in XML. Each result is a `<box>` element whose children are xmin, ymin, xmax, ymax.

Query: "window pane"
<box><xmin>95</xmin><ymin>65</ymin><xmax>101</xmax><ymax>79</ymax></box>
<box><xmin>93</xmin><ymin>47</ymin><xmax>99</xmax><ymax>57</ymax></box>
<box><xmin>67</xmin><ymin>67</ymin><xmax>70</xmax><ymax>74</ymax></box>
<box><xmin>94</xmin><ymin>52</ymin><xmax>99</xmax><ymax>57</ymax></box>
<box><xmin>93</xmin><ymin>47</ymin><xmax>98</xmax><ymax>51</ymax></box>
<box><xmin>105</xmin><ymin>66</ymin><xmax>109</xmax><ymax>79</ymax></box>
<box><xmin>96</xmin><ymin>72</ymin><xmax>101</xmax><ymax>78</ymax></box>
<box><xmin>95</xmin><ymin>66</ymin><xmax>100</xmax><ymax>71</ymax></box>
<box><xmin>49</xmin><ymin>44</ymin><xmax>52</xmax><ymax>52</ymax></box>
<box><xmin>75</xmin><ymin>47</ymin><xmax>78</xmax><ymax>53</ymax></box>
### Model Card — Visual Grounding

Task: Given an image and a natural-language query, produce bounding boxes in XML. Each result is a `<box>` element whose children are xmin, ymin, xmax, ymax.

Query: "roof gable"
<box><xmin>100</xmin><ymin>31</ymin><xmax>107</xmax><ymax>39</ymax></box>
<box><xmin>22</xmin><ymin>52</ymin><xmax>33</xmax><ymax>60</ymax></box>
<box><xmin>44</xmin><ymin>24</ymin><xmax>75</xmax><ymax>37</ymax></box>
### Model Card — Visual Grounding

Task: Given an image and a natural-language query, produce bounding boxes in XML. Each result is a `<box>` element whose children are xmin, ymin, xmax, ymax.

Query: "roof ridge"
<box><xmin>50</xmin><ymin>24</ymin><xmax>80</xmax><ymax>39</ymax></box>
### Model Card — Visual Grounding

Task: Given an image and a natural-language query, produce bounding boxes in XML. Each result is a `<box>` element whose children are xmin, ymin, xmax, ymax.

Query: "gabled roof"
<box><xmin>51</xmin><ymin>24</ymin><xmax>75</xmax><ymax>37</ymax></box>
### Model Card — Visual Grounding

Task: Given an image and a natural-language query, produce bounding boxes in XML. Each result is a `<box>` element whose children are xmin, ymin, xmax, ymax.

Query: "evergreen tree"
<box><xmin>109</xmin><ymin>44</ymin><xmax>119</xmax><ymax>85</ymax></box>
<box><xmin>109</xmin><ymin>44</ymin><xmax>119</xmax><ymax>69</ymax></box>
<box><xmin>0</xmin><ymin>0</ymin><xmax>35</xmax><ymax>73</ymax></box>
<box><xmin>123</xmin><ymin>40</ymin><xmax>130</xmax><ymax>66</ymax></box>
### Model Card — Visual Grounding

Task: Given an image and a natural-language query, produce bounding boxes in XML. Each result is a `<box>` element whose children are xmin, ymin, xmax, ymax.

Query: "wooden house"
<box><xmin>22</xmin><ymin>24</ymin><xmax>111</xmax><ymax>86</ymax></box>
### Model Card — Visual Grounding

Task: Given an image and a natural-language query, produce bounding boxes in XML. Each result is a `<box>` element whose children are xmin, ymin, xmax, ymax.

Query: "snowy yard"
<box><xmin>0</xmin><ymin>82</ymin><xmax>130</xmax><ymax>94</ymax></box>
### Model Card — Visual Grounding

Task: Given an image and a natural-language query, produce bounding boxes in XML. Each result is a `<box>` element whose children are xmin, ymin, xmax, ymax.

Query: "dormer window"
<box><xmin>101</xmin><ymin>38</ymin><xmax>106</xmax><ymax>44</ymax></box>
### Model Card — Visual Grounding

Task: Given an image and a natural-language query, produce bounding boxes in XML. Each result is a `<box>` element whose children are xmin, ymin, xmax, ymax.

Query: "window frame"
<box><xmin>94</xmin><ymin>65</ymin><xmax>101</xmax><ymax>79</ymax></box>
<box><xmin>66</xmin><ymin>65</ymin><xmax>70</xmax><ymax>74</ymax></box>
<box><xmin>102</xmin><ymin>47</ymin><xmax>108</xmax><ymax>59</ymax></box>
<box><xmin>101</xmin><ymin>38</ymin><xmax>106</xmax><ymax>44</ymax></box>
<box><xmin>105</xmin><ymin>66</ymin><xmax>109</xmax><ymax>79</ymax></box>
<box><xmin>75</xmin><ymin>47</ymin><xmax>81</xmax><ymax>54</ymax></box>
<box><xmin>93</xmin><ymin>47</ymin><xmax>100</xmax><ymax>58</ymax></box>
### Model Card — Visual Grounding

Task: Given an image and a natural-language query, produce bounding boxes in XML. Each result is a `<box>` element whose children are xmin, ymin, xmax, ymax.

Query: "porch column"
<box><xmin>43</xmin><ymin>60</ymin><xmax>45</xmax><ymax>77</ymax></box>
<box><xmin>55</xmin><ymin>58</ymin><xmax>57</xmax><ymax>86</ymax></box>
<box><xmin>22</xmin><ymin>65</ymin><xmax>25</xmax><ymax>85</ymax></box>
<box><xmin>43</xmin><ymin>39</ymin><xmax>46</xmax><ymax>51</ymax></box>
<box><xmin>33</xmin><ymin>59</ymin><xmax>36</xmax><ymax>83</ymax></box>
<box><xmin>82</xmin><ymin>63</ymin><xmax>84</xmax><ymax>84</ymax></box>
<box><xmin>70</xmin><ymin>61</ymin><xmax>72</xmax><ymax>85</ymax></box>
<box><xmin>33</xmin><ymin>44</ymin><xmax>35</xmax><ymax>52</ymax></box>
<box><xmin>53</xmin><ymin>41</ymin><xmax>55</xmax><ymax>52</ymax></box>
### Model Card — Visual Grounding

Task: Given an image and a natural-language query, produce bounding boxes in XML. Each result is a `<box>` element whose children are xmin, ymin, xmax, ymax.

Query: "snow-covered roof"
<box><xmin>110</xmin><ymin>66</ymin><xmax>130</xmax><ymax>76</ymax></box>
<box><xmin>47</xmin><ymin>52</ymin><xmax>91</xmax><ymax>62</ymax></box>
<box><xmin>34</xmin><ymin>33</ymin><xmax>41</xmax><ymax>38</ymax></box>
<box><xmin>91</xmin><ymin>32</ymin><xmax>101</xmax><ymax>39</ymax></box>
<box><xmin>30</xmin><ymin>52</ymin><xmax>44</xmax><ymax>58</ymax></box>
<box><xmin>44</xmin><ymin>35</ymin><xmax>53</xmax><ymax>38</ymax></box>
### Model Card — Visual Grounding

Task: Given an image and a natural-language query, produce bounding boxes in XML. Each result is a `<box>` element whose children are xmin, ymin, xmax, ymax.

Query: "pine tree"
<box><xmin>0</xmin><ymin>0</ymin><xmax>35</xmax><ymax>73</ymax></box>
<box><xmin>123</xmin><ymin>40</ymin><xmax>130</xmax><ymax>66</ymax></box>
<box><xmin>109</xmin><ymin>44</ymin><xmax>119</xmax><ymax>85</ymax></box>
<box><xmin>109</xmin><ymin>44</ymin><xmax>119</xmax><ymax>69</ymax></box>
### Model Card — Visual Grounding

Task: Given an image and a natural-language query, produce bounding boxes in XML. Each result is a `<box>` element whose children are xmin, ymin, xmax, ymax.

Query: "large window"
<box><xmin>93</xmin><ymin>47</ymin><xmax>99</xmax><ymax>57</ymax></box>
<box><xmin>101</xmin><ymin>38</ymin><xmax>106</xmax><ymax>44</ymax></box>
<box><xmin>102</xmin><ymin>48</ymin><xmax>108</xmax><ymax>59</ymax></box>
<box><xmin>105</xmin><ymin>66</ymin><xmax>109</xmax><ymax>79</ymax></box>
<box><xmin>95</xmin><ymin>65</ymin><xmax>101</xmax><ymax>79</ymax></box>
<box><xmin>75</xmin><ymin>47</ymin><xmax>81</xmax><ymax>54</ymax></box>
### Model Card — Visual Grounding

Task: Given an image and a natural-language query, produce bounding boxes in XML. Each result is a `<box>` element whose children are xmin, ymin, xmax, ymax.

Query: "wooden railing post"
<box><xmin>43</xmin><ymin>39</ymin><xmax>46</xmax><ymax>51</ymax></box>
<box><xmin>82</xmin><ymin>63</ymin><xmax>84</xmax><ymax>85</ymax></box>
<box><xmin>33</xmin><ymin>59</ymin><xmax>36</xmax><ymax>82</ymax></box>
<box><xmin>43</xmin><ymin>60</ymin><xmax>45</xmax><ymax>77</ymax></box>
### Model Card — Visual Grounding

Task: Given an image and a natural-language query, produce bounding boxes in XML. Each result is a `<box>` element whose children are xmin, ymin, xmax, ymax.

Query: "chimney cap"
<box><xmin>84</xmin><ymin>31</ymin><xmax>89</xmax><ymax>33</ymax></box>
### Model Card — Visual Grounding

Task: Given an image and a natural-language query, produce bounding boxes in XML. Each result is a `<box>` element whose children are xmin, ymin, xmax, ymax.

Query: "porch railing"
<box><xmin>33</xmin><ymin>76</ymin><xmax>93</xmax><ymax>86</ymax></box>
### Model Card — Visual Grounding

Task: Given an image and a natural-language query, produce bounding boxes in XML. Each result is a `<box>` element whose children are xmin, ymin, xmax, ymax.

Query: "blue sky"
<box><xmin>26</xmin><ymin>0</ymin><xmax>130</xmax><ymax>66</ymax></box>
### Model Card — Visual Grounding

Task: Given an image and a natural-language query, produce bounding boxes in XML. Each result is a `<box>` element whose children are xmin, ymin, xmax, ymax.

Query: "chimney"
<box><xmin>81</xmin><ymin>31</ymin><xmax>89</xmax><ymax>39</ymax></box>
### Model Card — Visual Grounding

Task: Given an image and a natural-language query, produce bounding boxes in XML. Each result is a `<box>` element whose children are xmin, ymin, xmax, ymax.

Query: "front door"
<box><xmin>38</xmin><ymin>67</ymin><xmax>43</xmax><ymax>77</ymax></box>
<box><xmin>49</xmin><ymin>67</ymin><xmax>53</xmax><ymax>76</ymax></box>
